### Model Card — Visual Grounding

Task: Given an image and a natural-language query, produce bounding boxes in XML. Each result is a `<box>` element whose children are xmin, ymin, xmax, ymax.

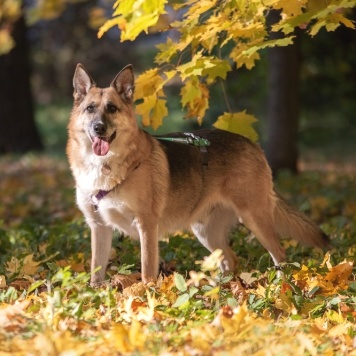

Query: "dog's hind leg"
<box><xmin>238</xmin><ymin>208</ymin><xmax>286</xmax><ymax>268</ymax></box>
<box><xmin>191</xmin><ymin>205</ymin><xmax>238</xmax><ymax>273</ymax></box>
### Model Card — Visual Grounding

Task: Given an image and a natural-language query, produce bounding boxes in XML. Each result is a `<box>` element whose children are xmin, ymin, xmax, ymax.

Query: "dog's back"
<box><xmin>67</xmin><ymin>64</ymin><xmax>330</xmax><ymax>284</ymax></box>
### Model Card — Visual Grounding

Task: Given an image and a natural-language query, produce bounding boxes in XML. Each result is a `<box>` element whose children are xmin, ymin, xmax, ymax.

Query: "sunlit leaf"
<box><xmin>174</xmin><ymin>272</ymin><xmax>187</xmax><ymax>292</ymax></box>
<box><xmin>213</xmin><ymin>111</ymin><xmax>258</xmax><ymax>141</ymax></box>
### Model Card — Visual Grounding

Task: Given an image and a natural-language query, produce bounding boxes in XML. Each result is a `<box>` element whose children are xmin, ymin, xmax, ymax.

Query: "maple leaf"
<box><xmin>134</xmin><ymin>69</ymin><xmax>164</xmax><ymax>100</ymax></box>
<box><xmin>155</xmin><ymin>37</ymin><xmax>178</xmax><ymax>64</ymax></box>
<box><xmin>136</xmin><ymin>95</ymin><xmax>167</xmax><ymax>129</ymax></box>
<box><xmin>324</xmin><ymin>261</ymin><xmax>353</xmax><ymax>288</ymax></box>
<box><xmin>273</xmin><ymin>0</ymin><xmax>308</xmax><ymax>17</ymax></box>
<box><xmin>151</xmin><ymin>98</ymin><xmax>168</xmax><ymax>130</ymax></box>
<box><xmin>135</xmin><ymin>95</ymin><xmax>156</xmax><ymax>126</ymax></box>
<box><xmin>202</xmin><ymin>59</ymin><xmax>231</xmax><ymax>83</ymax></box>
<box><xmin>180</xmin><ymin>77</ymin><xmax>209</xmax><ymax>124</ymax></box>
<box><xmin>55</xmin><ymin>253</ymin><xmax>86</xmax><ymax>273</ymax></box>
<box><xmin>230</xmin><ymin>44</ymin><xmax>261</xmax><ymax>70</ymax></box>
<box><xmin>99</xmin><ymin>0</ymin><xmax>167</xmax><ymax>41</ymax></box>
<box><xmin>22</xmin><ymin>254</ymin><xmax>40</xmax><ymax>275</ymax></box>
<box><xmin>178</xmin><ymin>54</ymin><xmax>214</xmax><ymax>81</ymax></box>
<box><xmin>213</xmin><ymin>111</ymin><xmax>258</xmax><ymax>141</ymax></box>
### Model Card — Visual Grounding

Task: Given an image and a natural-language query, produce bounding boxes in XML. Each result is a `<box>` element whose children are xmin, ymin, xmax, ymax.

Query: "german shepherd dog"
<box><xmin>67</xmin><ymin>64</ymin><xmax>330</xmax><ymax>285</ymax></box>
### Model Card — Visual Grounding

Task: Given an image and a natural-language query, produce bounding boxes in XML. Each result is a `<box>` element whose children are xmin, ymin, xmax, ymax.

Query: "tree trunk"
<box><xmin>265</xmin><ymin>12</ymin><xmax>300</xmax><ymax>176</ymax></box>
<box><xmin>0</xmin><ymin>15</ymin><xmax>43</xmax><ymax>153</ymax></box>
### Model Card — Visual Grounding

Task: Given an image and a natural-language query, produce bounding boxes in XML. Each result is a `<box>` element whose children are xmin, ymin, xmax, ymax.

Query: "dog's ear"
<box><xmin>73</xmin><ymin>64</ymin><xmax>96</xmax><ymax>101</ymax></box>
<box><xmin>110</xmin><ymin>65</ymin><xmax>135</xmax><ymax>102</ymax></box>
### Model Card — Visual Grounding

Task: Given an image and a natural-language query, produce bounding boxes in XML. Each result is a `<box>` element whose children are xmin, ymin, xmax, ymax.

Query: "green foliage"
<box><xmin>0</xmin><ymin>154</ymin><xmax>355</xmax><ymax>354</ymax></box>
<box><xmin>98</xmin><ymin>0</ymin><xmax>356</xmax><ymax>136</ymax></box>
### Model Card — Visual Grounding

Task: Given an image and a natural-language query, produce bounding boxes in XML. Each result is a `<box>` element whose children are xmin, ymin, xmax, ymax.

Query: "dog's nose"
<box><xmin>93</xmin><ymin>122</ymin><xmax>107</xmax><ymax>136</ymax></box>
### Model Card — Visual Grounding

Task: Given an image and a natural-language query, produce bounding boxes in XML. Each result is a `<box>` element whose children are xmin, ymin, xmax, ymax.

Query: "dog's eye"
<box><xmin>107</xmin><ymin>104</ymin><xmax>118</xmax><ymax>114</ymax></box>
<box><xmin>86</xmin><ymin>105</ymin><xmax>95</xmax><ymax>113</ymax></box>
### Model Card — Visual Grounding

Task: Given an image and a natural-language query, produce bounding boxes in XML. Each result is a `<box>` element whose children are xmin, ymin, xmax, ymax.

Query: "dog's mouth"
<box><xmin>90</xmin><ymin>131</ymin><xmax>116</xmax><ymax>156</ymax></box>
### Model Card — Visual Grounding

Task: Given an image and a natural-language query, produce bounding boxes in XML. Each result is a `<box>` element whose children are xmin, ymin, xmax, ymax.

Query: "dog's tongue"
<box><xmin>92</xmin><ymin>137</ymin><xmax>110</xmax><ymax>156</ymax></box>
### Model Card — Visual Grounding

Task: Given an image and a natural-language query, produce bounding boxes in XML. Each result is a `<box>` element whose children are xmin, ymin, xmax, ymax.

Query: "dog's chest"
<box><xmin>97</xmin><ymin>196</ymin><xmax>140</xmax><ymax>239</ymax></box>
<box><xmin>74</xmin><ymin>154</ymin><xmax>125</xmax><ymax>191</ymax></box>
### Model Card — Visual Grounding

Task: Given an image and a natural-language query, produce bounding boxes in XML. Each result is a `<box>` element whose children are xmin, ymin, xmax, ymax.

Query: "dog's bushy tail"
<box><xmin>274</xmin><ymin>193</ymin><xmax>331</xmax><ymax>249</ymax></box>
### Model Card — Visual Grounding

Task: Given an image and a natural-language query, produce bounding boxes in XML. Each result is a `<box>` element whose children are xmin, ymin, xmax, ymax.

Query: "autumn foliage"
<box><xmin>0</xmin><ymin>156</ymin><xmax>356</xmax><ymax>354</ymax></box>
<box><xmin>98</xmin><ymin>0</ymin><xmax>356</xmax><ymax>135</ymax></box>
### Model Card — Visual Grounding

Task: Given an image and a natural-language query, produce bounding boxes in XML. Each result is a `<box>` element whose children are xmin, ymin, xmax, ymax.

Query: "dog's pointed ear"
<box><xmin>110</xmin><ymin>65</ymin><xmax>135</xmax><ymax>102</ymax></box>
<box><xmin>73</xmin><ymin>64</ymin><xmax>96</xmax><ymax>101</ymax></box>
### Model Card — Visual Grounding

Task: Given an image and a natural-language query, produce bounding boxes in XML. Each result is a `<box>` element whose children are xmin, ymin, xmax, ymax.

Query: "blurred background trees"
<box><xmin>0</xmin><ymin>0</ymin><xmax>355</xmax><ymax>176</ymax></box>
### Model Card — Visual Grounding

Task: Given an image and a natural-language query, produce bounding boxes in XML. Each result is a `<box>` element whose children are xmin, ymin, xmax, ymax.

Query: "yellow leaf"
<box><xmin>98</xmin><ymin>16</ymin><xmax>126</xmax><ymax>39</ymax></box>
<box><xmin>181</xmin><ymin>77</ymin><xmax>202</xmax><ymax>107</ymax></box>
<box><xmin>107</xmin><ymin>324</ymin><xmax>132</xmax><ymax>353</ymax></box>
<box><xmin>198</xmin><ymin>249</ymin><xmax>224</xmax><ymax>272</ymax></box>
<box><xmin>296</xmin><ymin>333</ymin><xmax>317</xmax><ymax>356</ymax></box>
<box><xmin>202</xmin><ymin>59</ymin><xmax>231</xmax><ymax>83</ymax></box>
<box><xmin>222</xmin><ymin>303</ymin><xmax>250</xmax><ymax>334</ymax></box>
<box><xmin>136</xmin><ymin>96</ymin><xmax>167</xmax><ymax>129</ymax></box>
<box><xmin>99</xmin><ymin>0</ymin><xmax>168</xmax><ymax>41</ymax></box>
<box><xmin>326</xmin><ymin>310</ymin><xmax>345</xmax><ymax>324</ymax></box>
<box><xmin>320</xmin><ymin>252</ymin><xmax>333</xmax><ymax>269</ymax></box>
<box><xmin>0</xmin><ymin>275</ymin><xmax>6</xmax><ymax>287</ymax></box>
<box><xmin>185</xmin><ymin>0</ymin><xmax>219</xmax><ymax>18</ymax></box>
<box><xmin>135</xmin><ymin>95</ymin><xmax>157</xmax><ymax>126</ymax></box>
<box><xmin>55</xmin><ymin>253</ymin><xmax>86</xmax><ymax>273</ymax></box>
<box><xmin>155</xmin><ymin>37</ymin><xmax>178</xmax><ymax>64</ymax></box>
<box><xmin>128</xmin><ymin>319</ymin><xmax>146</xmax><ymax>350</ymax></box>
<box><xmin>213</xmin><ymin>111</ymin><xmax>258</xmax><ymax>141</ymax></box>
<box><xmin>134</xmin><ymin>69</ymin><xmax>163</xmax><ymax>100</ymax></box>
<box><xmin>324</xmin><ymin>261</ymin><xmax>353</xmax><ymax>286</ymax></box>
<box><xmin>273</xmin><ymin>0</ymin><xmax>308</xmax><ymax>17</ymax></box>
<box><xmin>5</xmin><ymin>256</ymin><xmax>21</xmax><ymax>276</ymax></box>
<box><xmin>0</xmin><ymin>29</ymin><xmax>15</xmax><ymax>55</ymax></box>
<box><xmin>204</xmin><ymin>286</ymin><xmax>220</xmax><ymax>297</ymax></box>
<box><xmin>230</xmin><ymin>44</ymin><xmax>261</xmax><ymax>70</ymax></box>
<box><xmin>242</xmin><ymin>37</ymin><xmax>295</xmax><ymax>62</ymax></box>
<box><xmin>122</xmin><ymin>12</ymin><xmax>161</xmax><ymax>41</ymax></box>
<box><xmin>180</xmin><ymin>78</ymin><xmax>210</xmax><ymax>124</ymax></box>
<box><xmin>332</xmin><ymin>12</ymin><xmax>355</xmax><ymax>29</ymax></box>
<box><xmin>151</xmin><ymin>98</ymin><xmax>168</xmax><ymax>130</ymax></box>
<box><xmin>190</xmin><ymin>324</ymin><xmax>219</xmax><ymax>352</ymax></box>
<box><xmin>22</xmin><ymin>254</ymin><xmax>40</xmax><ymax>275</ymax></box>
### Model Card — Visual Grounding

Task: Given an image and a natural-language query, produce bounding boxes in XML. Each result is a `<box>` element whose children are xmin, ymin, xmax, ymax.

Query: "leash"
<box><xmin>156</xmin><ymin>132</ymin><xmax>210</xmax><ymax>167</ymax></box>
<box><xmin>156</xmin><ymin>133</ymin><xmax>210</xmax><ymax>148</ymax></box>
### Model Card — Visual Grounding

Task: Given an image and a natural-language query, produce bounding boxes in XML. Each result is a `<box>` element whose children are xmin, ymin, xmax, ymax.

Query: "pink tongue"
<box><xmin>92</xmin><ymin>137</ymin><xmax>110</xmax><ymax>156</ymax></box>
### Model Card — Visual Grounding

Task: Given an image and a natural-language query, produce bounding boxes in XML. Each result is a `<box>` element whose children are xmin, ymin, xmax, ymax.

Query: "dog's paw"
<box><xmin>90</xmin><ymin>279</ymin><xmax>110</xmax><ymax>288</ymax></box>
<box><xmin>110</xmin><ymin>272</ymin><xmax>142</xmax><ymax>290</ymax></box>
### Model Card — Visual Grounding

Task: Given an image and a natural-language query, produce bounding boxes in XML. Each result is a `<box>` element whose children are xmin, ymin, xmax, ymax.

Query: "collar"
<box><xmin>92</xmin><ymin>188</ymin><xmax>112</xmax><ymax>205</ymax></box>
<box><xmin>91</xmin><ymin>162</ymin><xmax>140</xmax><ymax>207</ymax></box>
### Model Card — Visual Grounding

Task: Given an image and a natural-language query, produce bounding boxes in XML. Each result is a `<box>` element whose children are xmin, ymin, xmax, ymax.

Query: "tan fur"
<box><xmin>67</xmin><ymin>64</ymin><xmax>330</xmax><ymax>285</ymax></box>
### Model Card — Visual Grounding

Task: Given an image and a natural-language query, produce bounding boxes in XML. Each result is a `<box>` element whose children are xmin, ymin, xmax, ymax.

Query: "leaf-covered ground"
<box><xmin>0</xmin><ymin>154</ymin><xmax>355</xmax><ymax>355</ymax></box>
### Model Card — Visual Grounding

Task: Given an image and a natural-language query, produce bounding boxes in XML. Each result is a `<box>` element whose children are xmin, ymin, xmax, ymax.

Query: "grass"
<box><xmin>0</xmin><ymin>105</ymin><xmax>355</xmax><ymax>355</ymax></box>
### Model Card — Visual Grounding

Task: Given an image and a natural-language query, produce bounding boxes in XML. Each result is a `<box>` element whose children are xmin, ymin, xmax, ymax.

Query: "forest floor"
<box><xmin>0</xmin><ymin>153</ymin><xmax>355</xmax><ymax>355</ymax></box>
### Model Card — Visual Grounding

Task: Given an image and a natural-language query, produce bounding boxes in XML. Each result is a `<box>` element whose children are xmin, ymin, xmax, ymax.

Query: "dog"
<box><xmin>67</xmin><ymin>64</ymin><xmax>330</xmax><ymax>285</ymax></box>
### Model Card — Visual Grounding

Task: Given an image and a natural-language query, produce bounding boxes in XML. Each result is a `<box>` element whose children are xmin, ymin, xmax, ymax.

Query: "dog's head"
<box><xmin>70</xmin><ymin>64</ymin><xmax>137</xmax><ymax>156</ymax></box>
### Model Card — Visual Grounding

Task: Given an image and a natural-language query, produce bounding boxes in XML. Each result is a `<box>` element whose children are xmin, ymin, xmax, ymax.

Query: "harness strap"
<box><xmin>156</xmin><ymin>132</ymin><xmax>210</xmax><ymax>167</ymax></box>
<box><xmin>92</xmin><ymin>162</ymin><xmax>140</xmax><ymax>207</ymax></box>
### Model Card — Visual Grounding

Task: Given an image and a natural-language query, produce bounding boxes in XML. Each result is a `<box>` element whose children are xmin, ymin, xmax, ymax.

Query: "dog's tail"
<box><xmin>274</xmin><ymin>193</ymin><xmax>331</xmax><ymax>249</ymax></box>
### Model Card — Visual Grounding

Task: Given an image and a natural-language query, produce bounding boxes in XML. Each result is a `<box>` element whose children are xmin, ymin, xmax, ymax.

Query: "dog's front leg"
<box><xmin>137</xmin><ymin>222</ymin><xmax>159</xmax><ymax>283</ymax></box>
<box><xmin>90</xmin><ymin>223</ymin><xmax>113</xmax><ymax>285</ymax></box>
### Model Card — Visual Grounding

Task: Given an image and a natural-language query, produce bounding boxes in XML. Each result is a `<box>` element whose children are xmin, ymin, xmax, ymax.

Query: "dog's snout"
<box><xmin>93</xmin><ymin>122</ymin><xmax>107</xmax><ymax>136</ymax></box>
